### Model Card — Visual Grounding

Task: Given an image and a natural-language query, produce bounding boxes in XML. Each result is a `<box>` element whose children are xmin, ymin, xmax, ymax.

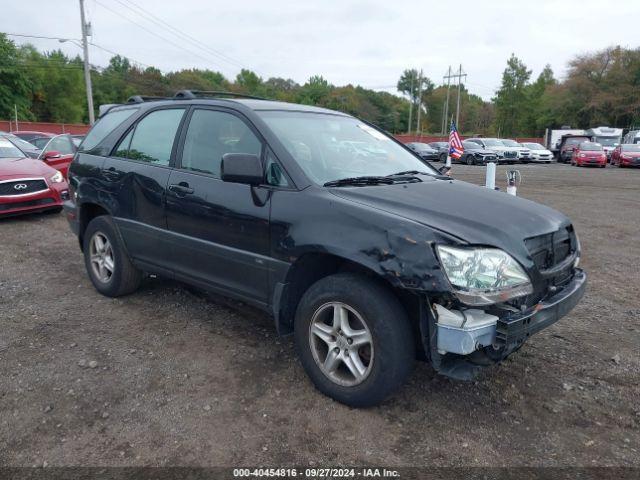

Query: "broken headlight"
<box><xmin>436</xmin><ymin>245</ymin><xmax>533</xmax><ymax>306</ymax></box>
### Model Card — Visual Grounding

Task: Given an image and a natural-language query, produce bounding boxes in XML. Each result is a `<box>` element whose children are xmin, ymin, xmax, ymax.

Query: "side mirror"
<box><xmin>438</xmin><ymin>165</ymin><xmax>451</xmax><ymax>176</ymax></box>
<box><xmin>221</xmin><ymin>153</ymin><xmax>263</xmax><ymax>186</ymax></box>
<box><xmin>43</xmin><ymin>151</ymin><xmax>61</xmax><ymax>161</ymax></box>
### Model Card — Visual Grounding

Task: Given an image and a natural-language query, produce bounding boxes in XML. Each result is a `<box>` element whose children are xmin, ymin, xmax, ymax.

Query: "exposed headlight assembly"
<box><xmin>49</xmin><ymin>171</ymin><xmax>65</xmax><ymax>184</ymax></box>
<box><xmin>436</xmin><ymin>245</ymin><xmax>533</xmax><ymax>306</ymax></box>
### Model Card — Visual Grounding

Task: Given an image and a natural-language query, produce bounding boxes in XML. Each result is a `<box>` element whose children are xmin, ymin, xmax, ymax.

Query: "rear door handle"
<box><xmin>168</xmin><ymin>183</ymin><xmax>194</xmax><ymax>195</ymax></box>
<box><xmin>103</xmin><ymin>167</ymin><xmax>122</xmax><ymax>181</ymax></box>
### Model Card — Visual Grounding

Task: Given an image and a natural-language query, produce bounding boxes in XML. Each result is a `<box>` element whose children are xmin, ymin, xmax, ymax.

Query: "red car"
<box><xmin>610</xmin><ymin>144</ymin><xmax>640</xmax><ymax>167</ymax></box>
<box><xmin>12</xmin><ymin>131</ymin><xmax>76</xmax><ymax>178</ymax></box>
<box><xmin>0</xmin><ymin>137</ymin><xmax>69</xmax><ymax>217</ymax></box>
<box><xmin>571</xmin><ymin>142</ymin><xmax>607</xmax><ymax>167</ymax></box>
<box><xmin>11</xmin><ymin>130</ymin><xmax>55</xmax><ymax>143</ymax></box>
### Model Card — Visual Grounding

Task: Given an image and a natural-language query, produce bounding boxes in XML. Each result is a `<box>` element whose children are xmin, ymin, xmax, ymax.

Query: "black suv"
<box><xmin>65</xmin><ymin>91</ymin><xmax>586</xmax><ymax>407</ymax></box>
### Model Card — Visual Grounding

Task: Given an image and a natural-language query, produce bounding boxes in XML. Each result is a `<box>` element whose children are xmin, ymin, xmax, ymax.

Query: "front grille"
<box><xmin>0</xmin><ymin>197</ymin><xmax>55</xmax><ymax>212</ymax></box>
<box><xmin>504</xmin><ymin>151</ymin><xmax>517</xmax><ymax>158</ymax></box>
<box><xmin>0</xmin><ymin>179</ymin><xmax>48</xmax><ymax>196</ymax></box>
<box><xmin>525</xmin><ymin>226</ymin><xmax>577</xmax><ymax>288</ymax></box>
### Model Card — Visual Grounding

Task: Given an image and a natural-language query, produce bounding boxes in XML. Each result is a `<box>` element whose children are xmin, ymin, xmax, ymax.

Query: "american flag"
<box><xmin>448</xmin><ymin>121</ymin><xmax>464</xmax><ymax>159</ymax></box>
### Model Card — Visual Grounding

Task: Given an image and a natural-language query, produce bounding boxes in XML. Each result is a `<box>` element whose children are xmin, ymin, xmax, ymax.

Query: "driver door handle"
<box><xmin>168</xmin><ymin>183</ymin><xmax>194</xmax><ymax>195</ymax></box>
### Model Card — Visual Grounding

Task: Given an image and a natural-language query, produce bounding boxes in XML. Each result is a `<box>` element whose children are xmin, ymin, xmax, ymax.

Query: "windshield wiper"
<box><xmin>323</xmin><ymin>176</ymin><xmax>395</xmax><ymax>187</ymax></box>
<box><xmin>386</xmin><ymin>170</ymin><xmax>430</xmax><ymax>176</ymax></box>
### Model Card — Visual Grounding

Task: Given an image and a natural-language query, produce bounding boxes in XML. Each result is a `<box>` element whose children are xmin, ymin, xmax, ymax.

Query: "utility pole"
<box><xmin>79</xmin><ymin>0</ymin><xmax>95</xmax><ymax>124</ymax></box>
<box><xmin>454</xmin><ymin>64</ymin><xmax>467</xmax><ymax>127</ymax></box>
<box><xmin>14</xmin><ymin>104</ymin><xmax>19</xmax><ymax>132</ymax></box>
<box><xmin>416</xmin><ymin>69</ymin><xmax>423</xmax><ymax>136</ymax></box>
<box><xmin>407</xmin><ymin>73</ymin><xmax>414</xmax><ymax>134</ymax></box>
<box><xmin>443</xmin><ymin>65</ymin><xmax>467</xmax><ymax>129</ymax></box>
<box><xmin>442</xmin><ymin>66</ymin><xmax>452</xmax><ymax>134</ymax></box>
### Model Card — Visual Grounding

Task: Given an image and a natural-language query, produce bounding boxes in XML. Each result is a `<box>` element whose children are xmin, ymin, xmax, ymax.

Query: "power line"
<box><xmin>3</xmin><ymin>32</ymin><xmax>76</xmax><ymax>41</ymax></box>
<box><xmin>93</xmin><ymin>0</ymin><xmax>231</xmax><ymax>73</ymax></box>
<box><xmin>4</xmin><ymin>32</ymin><xmax>150</xmax><ymax>70</ymax></box>
<box><xmin>112</xmin><ymin>0</ymin><xmax>246</xmax><ymax>70</ymax></box>
<box><xmin>88</xmin><ymin>42</ymin><xmax>149</xmax><ymax>68</ymax></box>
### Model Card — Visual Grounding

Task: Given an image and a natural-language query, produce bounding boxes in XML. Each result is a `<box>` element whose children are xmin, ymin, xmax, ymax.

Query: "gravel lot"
<box><xmin>1</xmin><ymin>163</ymin><xmax>638</xmax><ymax>467</ymax></box>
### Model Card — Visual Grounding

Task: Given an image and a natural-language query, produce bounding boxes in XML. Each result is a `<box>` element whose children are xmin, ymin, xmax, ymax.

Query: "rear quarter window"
<box><xmin>80</xmin><ymin>108</ymin><xmax>139</xmax><ymax>152</ymax></box>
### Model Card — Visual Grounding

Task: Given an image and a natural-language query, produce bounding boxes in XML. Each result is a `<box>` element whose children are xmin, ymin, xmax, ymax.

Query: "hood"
<box><xmin>0</xmin><ymin>157</ymin><xmax>55</xmax><ymax>180</ymax></box>
<box><xmin>329</xmin><ymin>176</ymin><xmax>570</xmax><ymax>254</ymax></box>
<box><xmin>487</xmin><ymin>145</ymin><xmax>517</xmax><ymax>153</ymax></box>
<box><xmin>467</xmin><ymin>148</ymin><xmax>496</xmax><ymax>155</ymax></box>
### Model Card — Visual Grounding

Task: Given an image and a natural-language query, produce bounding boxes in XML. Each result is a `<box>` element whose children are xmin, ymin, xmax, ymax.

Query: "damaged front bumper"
<box><xmin>495</xmin><ymin>269</ymin><xmax>586</xmax><ymax>351</ymax></box>
<box><xmin>423</xmin><ymin>269</ymin><xmax>587</xmax><ymax>380</ymax></box>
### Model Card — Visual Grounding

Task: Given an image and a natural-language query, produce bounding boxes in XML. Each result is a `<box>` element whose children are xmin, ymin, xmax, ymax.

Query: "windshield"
<box><xmin>580</xmin><ymin>142</ymin><xmax>603</xmax><ymax>151</ymax></box>
<box><xmin>410</xmin><ymin>143</ymin><xmax>432</xmax><ymax>151</ymax></box>
<box><xmin>0</xmin><ymin>138</ymin><xmax>25</xmax><ymax>158</ymax></box>
<box><xmin>622</xmin><ymin>144</ymin><xmax>640</xmax><ymax>152</ymax></box>
<box><xmin>523</xmin><ymin>143</ymin><xmax>544</xmax><ymax>150</ymax></box>
<box><xmin>31</xmin><ymin>137</ymin><xmax>52</xmax><ymax>149</ymax></box>
<box><xmin>258</xmin><ymin>111</ymin><xmax>439</xmax><ymax>185</ymax></box>
<box><xmin>595</xmin><ymin>136</ymin><xmax>618</xmax><ymax>146</ymax></box>
<box><xmin>564</xmin><ymin>137</ymin><xmax>588</xmax><ymax>146</ymax></box>
<box><xmin>6</xmin><ymin>135</ymin><xmax>37</xmax><ymax>151</ymax></box>
<box><xmin>501</xmin><ymin>139</ymin><xmax>520</xmax><ymax>147</ymax></box>
<box><xmin>483</xmin><ymin>139</ymin><xmax>504</xmax><ymax>147</ymax></box>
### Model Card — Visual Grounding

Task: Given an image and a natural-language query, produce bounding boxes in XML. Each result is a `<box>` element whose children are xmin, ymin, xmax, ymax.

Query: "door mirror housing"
<box><xmin>221</xmin><ymin>153</ymin><xmax>263</xmax><ymax>186</ymax></box>
<box><xmin>43</xmin><ymin>151</ymin><xmax>61</xmax><ymax>161</ymax></box>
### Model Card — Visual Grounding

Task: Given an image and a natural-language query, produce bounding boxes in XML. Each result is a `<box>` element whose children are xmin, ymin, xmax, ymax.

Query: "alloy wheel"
<box><xmin>308</xmin><ymin>302</ymin><xmax>374</xmax><ymax>387</ymax></box>
<box><xmin>89</xmin><ymin>232</ymin><xmax>114</xmax><ymax>283</ymax></box>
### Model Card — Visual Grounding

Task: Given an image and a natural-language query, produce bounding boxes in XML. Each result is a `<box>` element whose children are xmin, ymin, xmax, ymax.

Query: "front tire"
<box><xmin>83</xmin><ymin>216</ymin><xmax>142</xmax><ymax>297</ymax></box>
<box><xmin>294</xmin><ymin>273</ymin><xmax>415</xmax><ymax>407</ymax></box>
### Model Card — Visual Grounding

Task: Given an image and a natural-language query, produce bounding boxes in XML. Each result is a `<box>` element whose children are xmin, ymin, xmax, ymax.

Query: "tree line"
<box><xmin>1</xmin><ymin>33</ymin><xmax>638</xmax><ymax>136</ymax></box>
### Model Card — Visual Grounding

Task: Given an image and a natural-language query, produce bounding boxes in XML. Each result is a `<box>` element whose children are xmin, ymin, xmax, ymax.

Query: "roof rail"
<box><xmin>173</xmin><ymin>90</ymin><xmax>266</xmax><ymax>100</ymax></box>
<box><xmin>125</xmin><ymin>95</ymin><xmax>172</xmax><ymax>104</ymax></box>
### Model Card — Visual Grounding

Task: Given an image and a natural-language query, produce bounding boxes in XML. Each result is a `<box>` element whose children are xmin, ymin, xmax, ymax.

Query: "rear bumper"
<box><xmin>63</xmin><ymin>199</ymin><xmax>80</xmax><ymax>236</ymax></box>
<box><xmin>495</xmin><ymin>269</ymin><xmax>587</xmax><ymax>351</ymax></box>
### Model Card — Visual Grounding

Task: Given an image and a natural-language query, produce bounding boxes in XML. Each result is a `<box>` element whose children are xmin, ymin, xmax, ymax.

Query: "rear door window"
<box><xmin>81</xmin><ymin>108</ymin><xmax>139</xmax><ymax>152</ymax></box>
<box><xmin>118</xmin><ymin>109</ymin><xmax>186</xmax><ymax>166</ymax></box>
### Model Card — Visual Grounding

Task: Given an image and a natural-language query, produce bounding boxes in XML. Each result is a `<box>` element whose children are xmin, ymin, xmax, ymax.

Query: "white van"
<box><xmin>622</xmin><ymin>130</ymin><xmax>640</xmax><ymax>144</ymax></box>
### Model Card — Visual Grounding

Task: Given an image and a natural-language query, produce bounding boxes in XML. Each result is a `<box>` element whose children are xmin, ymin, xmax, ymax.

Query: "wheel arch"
<box><xmin>78</xmin><ymin>202</ymin><xmax>111</xmax><ymax>251</ymax></box>
<box><xmin>273</xmin><ymin>252</ymin><xmax>422</xmax><ymax>343</ymax></box>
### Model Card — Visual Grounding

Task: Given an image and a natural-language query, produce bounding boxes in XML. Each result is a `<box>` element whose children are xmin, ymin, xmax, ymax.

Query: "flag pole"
<box><xmin>445</xmin><ymin>115</ymin><xmax>453</xmax><ymax>168</ymax></box>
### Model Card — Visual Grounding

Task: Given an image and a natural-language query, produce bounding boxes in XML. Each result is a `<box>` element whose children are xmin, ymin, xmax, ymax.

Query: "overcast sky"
<box><xmin>3</xmin><ymin>0</ymin><xmax>640</xmax><ymax>100</ymax></box>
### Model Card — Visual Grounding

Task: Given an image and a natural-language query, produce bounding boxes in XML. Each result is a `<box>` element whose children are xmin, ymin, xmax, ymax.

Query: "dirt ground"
<box><xmin>0</xmin><ymin>163</ymin><xmax>638</xmax><ymax>468</ymax></box>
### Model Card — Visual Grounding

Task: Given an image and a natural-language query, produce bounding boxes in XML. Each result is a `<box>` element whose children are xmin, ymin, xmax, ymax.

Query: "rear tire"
<box><xmin>83</xmin><ymin>216</ymin><xmax>142</xmax><ymax>297</ymax></box>
<box><xmin>294</xmin><ymin>273</ymin><xmax>415</xmax><ymax>407</ymax></box>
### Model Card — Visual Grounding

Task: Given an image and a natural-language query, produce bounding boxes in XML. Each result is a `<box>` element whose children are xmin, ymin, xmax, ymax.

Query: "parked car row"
<box><xmin>0</xmin><ymin>131</ymin><xmax>83</xmax><ymax>218</ymax></box>
<box><xmin>561</xmin><ymin>137</ymin><xmax>640</xmax><ymax>168</ymax></box>
<box><xmin>406</xmin><ymin>138</ymin><xmax>554</xmax><ymax>166</ymax></box>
